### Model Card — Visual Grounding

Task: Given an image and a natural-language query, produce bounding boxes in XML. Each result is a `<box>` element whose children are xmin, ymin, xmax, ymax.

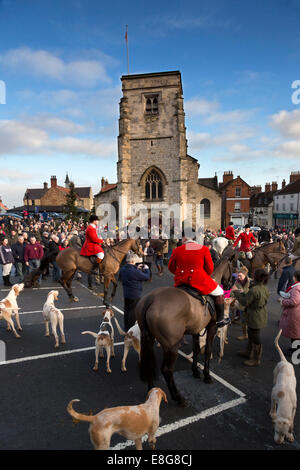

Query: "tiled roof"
<box><xmin>276</xmin><ymin>178</ymin><xmax>300</xmax><ymax>195</ymax></box>
<box><xmin>198</xmin><ymin>176</ymin><xmax>219</xmax><ymax>191</ymax></box>
<box><xmin>250</xmin><ymin>191</ymin><xmax>274</xmax><ymax>207</ymax></box>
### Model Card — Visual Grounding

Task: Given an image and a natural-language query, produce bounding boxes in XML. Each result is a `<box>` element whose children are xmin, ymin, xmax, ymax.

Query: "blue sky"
<box><xmin>0</xmin><ymin>0</ymin><xmax>300</xmax><ymax>207</ymax></box>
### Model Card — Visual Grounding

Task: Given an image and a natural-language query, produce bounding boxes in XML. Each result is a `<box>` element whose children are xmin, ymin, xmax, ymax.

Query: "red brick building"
<box><xmin>219</xmin><ymin>171</ymin><xmax>252</xmax><ymax>228</ymax></box>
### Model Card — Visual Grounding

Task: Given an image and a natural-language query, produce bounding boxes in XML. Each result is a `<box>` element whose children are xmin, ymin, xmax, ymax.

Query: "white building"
<box><xmin>273</xmin><ymin>173</ymin><xmax>300</xmax><ymax>229</ymax></box>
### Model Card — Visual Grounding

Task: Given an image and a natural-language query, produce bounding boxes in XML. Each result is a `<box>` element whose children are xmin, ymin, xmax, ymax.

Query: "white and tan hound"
<box><xmin>0</xmin><ymin>283</ymin><xmax>24</xmax><ymax>338</ymax></box>
<box><xmin>42</xmin><ymin>290</ymin><xmax>65</xmax><ymax>348</ymax></box>
<box><xmin>113</xmin><ymin>317</ymin><xmax>140</xmax><ymax>372</ymax></box>
<box><xmin>270</xmin><ymin>329</ymin><xmax>297</xmax><ymax>444</ymax></box>
<box><xmin>82</xmin><ymin>308</ymin><xmax>115</xmax><ymax>373</ymax></box>
<box><xmin>67</xmin><ymin>387</ymin><xmax>168</xmax><ymax>450</ymax></box>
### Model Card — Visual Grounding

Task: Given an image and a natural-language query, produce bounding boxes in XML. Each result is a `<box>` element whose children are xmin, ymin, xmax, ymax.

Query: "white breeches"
<box><xmin>246</xmin><ymin>251</ymin><xmax>253</xmax><ymax>259</ymax></box>
<box><xmin>96</xmin><ymin>252</ymin><xmax>104</xmax><ymax>259</ymax></box>
<box><xmin>209</xmin><ymin>285</ymin><xmax>224</xmax><ymax>296</ymax></box>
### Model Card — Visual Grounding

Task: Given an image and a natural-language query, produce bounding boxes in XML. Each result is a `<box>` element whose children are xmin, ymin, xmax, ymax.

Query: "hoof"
<box><xmin>93</xmin><ymin>367</ymin><xmax>98</xmax><ymax>372</ymax></box>
<box><xmin>204</xmin><ymin>375</ymin><xmax>213</xmax><ymax>384</ymax></box>
<box><xmin>18</xmin><ymin>327</ymin><xmax>23</xmax><ymax>331</ymax></box>
<box><xmin>121</xmin><ymin>368</ymin><xmax>127</xmax><ymax>373</ymax></box>
<box><xmin>107</xmin><ymin>369</ymin><xmax>112</xmax><ymax>374</ymax></box>
<box><xmin>177</xmin><ymin>397</ymin><xmax>191</xmax><ymax>408</ymax></box>
<box><xmin>73</xmin><ymin>297</ymin><xmax>79</xmax><ymax>302</ymax></box>
<box><xmin>192</xmin><ymin>368</ymin><xmax>201</xmax><ymax>379</ymax></box>
<box><xmin>15</xmin><ymin>335</ymin><xmax>21</xmax><ymax>339</ymax></box>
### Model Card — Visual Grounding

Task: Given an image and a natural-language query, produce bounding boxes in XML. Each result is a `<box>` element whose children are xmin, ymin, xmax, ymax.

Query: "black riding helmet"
<box><xmin>89</xmin><ymin>215</ymin><xmax>99</xmax><ymax>224</ymax></box>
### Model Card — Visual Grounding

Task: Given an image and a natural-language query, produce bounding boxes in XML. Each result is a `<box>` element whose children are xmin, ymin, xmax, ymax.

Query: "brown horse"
<box><xmin>234</xmin><ymin>241</ymin><xmax>286</xmax><ymax>276</ymax></box>
<box><xmin>56</xmin><ymin>238</ymin><xmax>144</xmax><ymax>305</ymax></box>
<box><xmin>136</xmin><ymin>254</ymin><xmax>234</xmax><ymax>407</ymax></box>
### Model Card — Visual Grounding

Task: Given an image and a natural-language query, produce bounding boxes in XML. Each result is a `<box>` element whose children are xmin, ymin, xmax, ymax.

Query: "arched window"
<box><xmin>145</xmin><ymin>170</ymin><xmax>163</xmax><ymax>200</ymax></box>
<box><xmin>144</xmin><ymin>94</ymin><xmax>159</xmax><ymax>114</ymax></box>
<box><xmin>200</xmin><ymin>199</ymin><xmax>211</xmax><ymax>219</ymax></box>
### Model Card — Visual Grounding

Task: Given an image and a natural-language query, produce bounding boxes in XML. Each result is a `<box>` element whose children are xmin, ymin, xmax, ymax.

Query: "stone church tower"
<box><xmin>95</xmin><ymin>71</ymin><xmax>221</xmax><ymax>231</ymax></box>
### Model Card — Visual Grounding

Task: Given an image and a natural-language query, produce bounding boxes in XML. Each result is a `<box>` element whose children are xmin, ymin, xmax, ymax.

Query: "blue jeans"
<box><xmin>52</xmin><ymin>261</ymin><xmax>62</xmax><ymax>281</ymax></box>
<box><xmin>28</xmin><ymin>259</ymin><xmax>42</xmax><ymax>284</ymax></box>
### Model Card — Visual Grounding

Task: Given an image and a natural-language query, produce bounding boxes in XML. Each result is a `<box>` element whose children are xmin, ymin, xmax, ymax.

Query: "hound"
<box><xmin>67</xmin><ymin>387</ymin><xmax>168</xmax><ymax>450</ymax></box>
<box><xmin>82</xmin><ymin>308</ymin><xmax>115</xmax><ymax>374</ymax></box>
<box><xmin>0</xmin><ymin>283</ymin><xmax>24</xmax><ymax>338</ymax></box>
<box><xmin>42</xmin><ymin>290</ymin><xmax>65</xmax><ymax>348</ymax></box>
<box><xmin>113</xmin><ymin>317</ymin><xmax>141</xmax><ymax>372</ymax></box>
<box><xmin>270</xmin><ymin>329</ymin><xmax>297</xmax><ymax>444</ymax></box>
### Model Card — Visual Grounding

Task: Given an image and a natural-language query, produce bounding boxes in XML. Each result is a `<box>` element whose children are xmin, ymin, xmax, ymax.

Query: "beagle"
<box><xmin>67</xmin><ymin>387</ymin><xmax>168</xmax><ymax>450</ymax></box>
<box><xmin>82</xmin><ymin>308</ymin><xmax>115</xmax><ymax>374</ymax></box>
<box><xmin>42</xmin><ymin>290</ymin><xmax>65</xmax><ymax>348</ymax></box>
<box><xmin>113</xmin><ymin>317</ymin><xmax>140</xmax><ymax>372</ymax></box>
<box><xmin>0</xmin><ymin>283</ymin><xmax>24</xmax><ymax>338</ymax></box>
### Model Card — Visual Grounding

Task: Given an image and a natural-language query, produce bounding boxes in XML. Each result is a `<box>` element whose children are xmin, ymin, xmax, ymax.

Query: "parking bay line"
<box><xmin>0</xmin><ymin>342</ymin><xmax>124</xmax><ymax>366</ymax></box>
<box><xmin>18</xmin><ymin>305</ymin><xmax>106</xmax><ymax>316</ymax></box>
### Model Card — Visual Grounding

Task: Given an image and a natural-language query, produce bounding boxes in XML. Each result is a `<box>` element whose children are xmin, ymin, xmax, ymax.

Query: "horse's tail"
<box><xmin>139</xmin><ymin>295</ymin><xmax>157</xmax><ymax>384</ymax></box>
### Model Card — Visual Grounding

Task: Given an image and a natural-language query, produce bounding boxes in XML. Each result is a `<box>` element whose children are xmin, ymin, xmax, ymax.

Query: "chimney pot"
<box><xmin>50</xmin><ymin>176</ymin><xmax>57</xmax><ymax>188</ymax></box>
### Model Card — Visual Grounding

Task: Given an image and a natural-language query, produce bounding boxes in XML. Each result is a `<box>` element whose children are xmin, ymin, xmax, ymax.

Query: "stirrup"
<box><xmin>216</xmin><ymin>318</ymin><xmax>231</xmax><ymax>328</ymax></box>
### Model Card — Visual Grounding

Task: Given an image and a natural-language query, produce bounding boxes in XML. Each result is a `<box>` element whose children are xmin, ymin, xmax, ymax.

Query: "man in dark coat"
<box><xmin>12</xmin><ymin>235</ymin><xmax>27</xmax><ymax>282</ymax></box>
<box><xmin>277</xmin><ymin>256</ymin><xmax>295</xmax><ymax>295</ymax></box>
<box><xmin>118</xmin><ymin>253</ymin><xmax>150</xmax><ymax>331</ymax></box>
<box><xmin>258</xmin><ymin>227</ymin><xmax>271</xmax><ymax>244</ymax></box>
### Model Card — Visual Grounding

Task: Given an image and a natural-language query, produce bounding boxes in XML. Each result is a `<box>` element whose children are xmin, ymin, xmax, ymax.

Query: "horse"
<box><xmin>56</xmin><ymin>238</ymin><xmax>144</xmax><ymax>305</ymax></box>
<box><xmin>136</xmin><ymin>253</ymin><xmax>234</xmax><ymax>407</ymax></box>
<box><xmin>234</xmin><ymin>240</ymin><xmax>286</xmax><ymax>276</ymax></box>
<box><xmin>212</xmin><ymin>237</ymin><xmax>229</xmax><ymax>256</ymax></box>
<box><xmin>274</xmin><ymin>256</ymin><xmax>300</xmax><ymax>278</ymax></box>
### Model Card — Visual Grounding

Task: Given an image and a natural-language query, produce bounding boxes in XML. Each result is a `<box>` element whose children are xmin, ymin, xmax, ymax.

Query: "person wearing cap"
<box><xmin>80</xmin><ymin>215</ymin><xmax>104</xmax><ymax>266</ymax></box>
<box><xmin>233</xmin><ymin>224</ymin><xmax>258</xmax><ymax>259</ymax></box>
<box><xmin>118</xmin><ymin>253</ymin><xmax>150</xmax><ymax>331</ymax></box>
<box><xmin>168</xmin><ymin>232</ymin><xmax>230</xmax><ymax>328</ymax></box>
<box><xmin>225</xmin><ymin>221</ymin><xmax>235</xmax><ymax>243</ymax></box>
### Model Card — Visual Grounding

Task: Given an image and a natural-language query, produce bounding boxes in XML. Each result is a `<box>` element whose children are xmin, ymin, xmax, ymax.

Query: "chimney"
<box><xmin>101</xmin><ymin>177</ymin><xmax>105</xmax><ymax>189</ymax></box>
<box><xmin>222</xmin><ymin>171</ymin><xmax>233</xmax><ymax>185</ymax></box>
<box><xmin>289</xmin><ymin>171</ymin><xmax>300</xmax><ymax>184</ymax></box>
<box><xmin>50</xmin><ymin>176</ymin><xmax>57</xmax><ymax>188</ymax></box>
<box><xmin>271</xmin><ymin>181</ymin><xmax>278</xmax><ymax>192</ymax></box>
<box><xmin>265</xmin><ymin>183</ymin><xmax>271</xmax><ymax>192</ymax></box>
<box><xmin>43</xmin><ymin>182</ymin><xmax>48</xmax><ymax>190</ymax></box>
<box><xmin>282</xmin><ymin>179</ymin><xmax>286</xmax><ymax>189</ymax></box>
<box><xmin>251</xmin><ymin>185</ymin><xmax>262</xmax><ymax>194</ymax></box>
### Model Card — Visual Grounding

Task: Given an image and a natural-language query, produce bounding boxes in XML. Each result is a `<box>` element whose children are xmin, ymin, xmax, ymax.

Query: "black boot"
<box><xmin>214</xmin><ymin>296</ymin><xmax>231</xmax><ymax>328</ymax></box>
<box><xmin>5</xmin><ymin>275</ymin><xmax>12</xmax><ymax>287</ymax></box>
<box><xmin>2</xmin><ymin>275</ymin><xmax>7</xmax><ymax>286</ymax></box>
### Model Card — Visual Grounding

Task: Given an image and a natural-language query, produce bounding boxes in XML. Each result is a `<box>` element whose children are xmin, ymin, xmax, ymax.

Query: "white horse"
<box><xmin>212</xmin><ymin>237</ymin><xmax>229</xmax><ymax>256</ymax></box>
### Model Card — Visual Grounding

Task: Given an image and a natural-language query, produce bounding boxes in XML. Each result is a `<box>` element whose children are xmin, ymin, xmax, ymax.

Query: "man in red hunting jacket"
<box><xmin>225</xmin><ymin>221</ymin><xmax>235</xmax><ymax>241</ymax></box>
<box><xmin>80</xmin><ymin>215</ymin><xmax>104</xmax><ymax>264</ymax></box>
<box><xmin>168</xmin><ymin>234</ymin><xmax>230</xmax><ymax>328</ymax></box>
<box><xmin>233</xmin><ymin>224</ymin><xmax>258</xmax><ymax>259</ymax></box>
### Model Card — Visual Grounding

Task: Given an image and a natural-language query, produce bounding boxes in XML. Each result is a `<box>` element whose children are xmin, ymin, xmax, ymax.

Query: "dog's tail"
<box><xmin>275</xmin><ymin>329</ymin><xmax>287</xmax><ymax>362</ymax></box>
<box><xmin>67</xmin><ymin>399</ymin><xmax>94</xmax><ymax>423</ymax></box>
<box><xmin>81</xmin><ymin>331</ymin><xmax>98</xmax><ymax>339</ymax></box>
<box><xmin>113</xmin><ymin>317</ymin><xmax>126</xmax><ymax>336</ymax></box>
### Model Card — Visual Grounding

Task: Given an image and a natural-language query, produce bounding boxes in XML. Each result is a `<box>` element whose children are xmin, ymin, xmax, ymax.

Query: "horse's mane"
<box><xmin>254</xmin><ymin>240</ymin><xmax>283</xmax><ymax>252</ymax></box>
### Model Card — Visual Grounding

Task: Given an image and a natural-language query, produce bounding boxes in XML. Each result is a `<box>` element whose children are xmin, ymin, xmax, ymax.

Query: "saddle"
<box><xmin>177</xmin><ymin>284</ymin><xmax>216</xmax><ymax>316</ymax></box>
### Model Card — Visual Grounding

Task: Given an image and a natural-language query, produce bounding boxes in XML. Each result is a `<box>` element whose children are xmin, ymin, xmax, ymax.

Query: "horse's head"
<box><xmin>132</xmin><ymin>238</ymin><xmax>144</xmax><ymax>258</ymax></box>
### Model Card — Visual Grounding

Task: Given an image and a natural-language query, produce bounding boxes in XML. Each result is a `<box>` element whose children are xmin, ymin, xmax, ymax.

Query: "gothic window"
<box><xmin>144</xmin><ymin>94</ymin><xmax>159</xmax><ymax>115</ymax></box>
<box><xmin>200</xmin><ymin>199</ymin><xmax>211</xmax><ymax>219</ymax></box>
<box><xmin>145</xmin><ymin>170</ymin><xmax>163</xmax><ymax>200</ymax></box>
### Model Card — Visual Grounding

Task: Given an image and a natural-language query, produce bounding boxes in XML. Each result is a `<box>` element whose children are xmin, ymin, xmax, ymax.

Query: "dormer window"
<box><xmin>144</xmin><ymin>94</ymin><xmax>159</xmax><ymax>115</ymax></box>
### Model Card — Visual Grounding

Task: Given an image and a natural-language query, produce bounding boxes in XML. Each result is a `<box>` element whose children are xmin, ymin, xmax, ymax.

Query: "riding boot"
<box><xmin>214</xmin><ymin>295</ymin><xmax>231</xmax><ymax>328</ymax></box>
<box><xmin>243</xmin><ymin>344</ymin><xmax>262</xmax><ymax>366</ymax></box>
<box><xmin>237</xmin><ymin>339</ymin><xmax>253</xmax><ymax>358</ymax></box>
<box><xmin>2</xmin><ymin>275</ymin><xmax>7</xmax><ymax>286</ymax></box>
<box><xmin>4</xmin><ymin>275</ymin><xmax>12</xmax><ymax>287</ymax></box>
<box><xmin>237</xmin><ymin>323</ymin><xmax>248</xmax><ymax>341</ymax></box>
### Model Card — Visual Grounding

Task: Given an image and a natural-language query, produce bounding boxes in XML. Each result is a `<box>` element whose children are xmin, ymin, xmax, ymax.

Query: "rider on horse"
<box><xmin>225</xmin><ymin>221</ymin><xmax>235</xmax><ymax>243</ymax></box>
<box><xmin>233</xmin><ymin>224</ymin><xmax>258</xmax><ymax>259</ymax></box>
<box><xmin>80</xmin><ymin>215</ymin><xmax>104</xmax><ymax>267</ymax></box>
<box><xmin>168</xmin><ymin>233</ymin><xmax>231</xmax><ymax>328</ymax></box>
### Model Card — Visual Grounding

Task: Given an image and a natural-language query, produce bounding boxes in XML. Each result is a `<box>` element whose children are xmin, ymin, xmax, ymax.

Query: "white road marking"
<box><xmin>0</xmin><ymin>342</ymin><xmax>124</xmax><ymax>366</ymax></box>
<box><xmin>18</xmin><ymin>305</ymin><xmax>105</xmax><ymax>315</ymax></box>
<box><xmin>111</xmin><ymin>396</ymin><xmax>247</xmax><ymax>450</ymax></box>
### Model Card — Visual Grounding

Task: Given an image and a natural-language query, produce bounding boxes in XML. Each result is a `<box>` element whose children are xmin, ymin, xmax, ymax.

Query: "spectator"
<box><xmin>8</xmin><ymin>229</ymin><xmax>18</xmax><ymax>246</ymax></box>
<box><xmin>48</xmin><ymin>235</ymin><xmax>61</xmax><ymax>281</ymax></box>
<box><xmin>24</xmin><ymin>236</ymin><xmax>44</xmax><ymax>275</ymax></box>
<box><xmin>290</xmin><ymin>228</ymin><xmax>300</xmax><ymax>259</ymax></box>
<box><xmin>59</xmin><ymin>239</ymin><xmax>69</xmax><ymax>251</ymax></box>
<box><xmin>155</xmin><ymin>246</ymin><xmax>164</xmax><ymax>277</ymax></box>
<box><xmin>258</xmin><ymin>227</ymin><xmax>271</xmax><ymax>244</ymax></box>
<box><xmin>118</xmin><ymin>253</ymin><xmax>150</xmax><ymax>331</ymax></box>
<box><xmin>230</xmin><ymin>266</ymin><xmax>251</xmax><ymax>340</ymax></box>
<box><xmin>69</xmin><ymin>230</ymin><xmax>82</xmax><ymax>250</ymax></box>
<box><xmin>277</xmin><ymin>256</ymin><xmax>296</xmax><ymax>296</ymax></box>
<box><xmin>232</xmin><ymin>268</ymin><xmax>269</xmax><ymax>367</ymax></box>
<box><xmin>143</xmin><ymin>241</ymin><xmax>154</xmax><ymax>281</ymax></box>
<box><xmin>206</xmin><ymin>241</ymin><xmax>219</xmax><ymax>268</ymax></box>
<box><xmin>12</xmin><ymin>235</ymin><xmax>27</xmax><ymax>282</ymax></box>
<box><xmin>279</xmin><ymin>270</ymin><xmax>300</xmax><ymax>356</ymax></box>
<box><xmin>0</xmin><ymin>238</ymin><xmax>15</xmax><ymax>286</ymax></box>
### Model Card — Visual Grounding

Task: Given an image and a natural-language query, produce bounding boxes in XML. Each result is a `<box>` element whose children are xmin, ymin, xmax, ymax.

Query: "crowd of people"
<box><xmin>1</xmin><ymin>213</ymin><xmax>300</xmax><ymax>363</ymax></box>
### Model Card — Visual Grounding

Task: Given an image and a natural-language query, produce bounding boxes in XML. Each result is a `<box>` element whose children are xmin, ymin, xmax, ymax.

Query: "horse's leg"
<box><xmin>109</xmin><ymin>275</ymin><xmax>118</xmax><ymax>303</ymax></box>
<box><xmin>87</xmin><ymin>273</ymin><xmax>93</xmax><ymax>290</ymax></box>
<box><xmin>59</xmin><ymin>269</ymin><xmax>77</xmax><ymax>302</ymax></box>
<box><xmin>191</xmin><ymin>333</ymin><xmax>201</xmax><ymax>379</ymax></box>
<box><xmin>103</xmin><ymin>276</ymin><xmax>111</xmax><ymax>306</ymax></box>
<box><xmin>161</xmin><ymin>345</ymin><xmax>189</xmax><ymax>407</ymax></box>
<box><xmin>203</xmin><ymin>322</ymin><xmax>218</xmax><ymax>384</ymax></box>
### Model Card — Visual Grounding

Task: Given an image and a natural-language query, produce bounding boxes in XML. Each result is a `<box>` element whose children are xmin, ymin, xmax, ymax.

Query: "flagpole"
<box><xmin>125</xmin><ymin>25</ymin><xmax>130</xmax><ymax>74</ymax></box>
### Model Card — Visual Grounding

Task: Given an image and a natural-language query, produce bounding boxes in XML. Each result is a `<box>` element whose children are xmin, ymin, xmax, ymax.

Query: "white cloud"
<box><xmin>0</xmin><ymin>47</ymin><xmax>112</xmax><ymax>87</ymax></box>
<box><xmin>270</xmin><ymin>109</ymin><xmax>300</xmax><ymax>138</ymax></box>
<box><xmin>185</xmin><ymin>98</ymin><xmax>219</xmax><ymax>116</ymax></box>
